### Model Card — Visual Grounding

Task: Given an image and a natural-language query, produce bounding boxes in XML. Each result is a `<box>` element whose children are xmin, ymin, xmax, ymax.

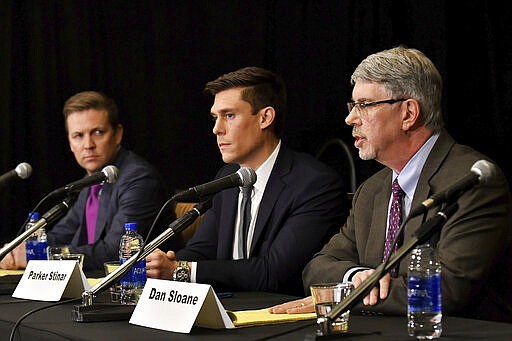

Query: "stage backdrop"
<box><xmin>2</xmin><ymin>1</ymin><xmax>511</xmax><ymax>243</ymax></box>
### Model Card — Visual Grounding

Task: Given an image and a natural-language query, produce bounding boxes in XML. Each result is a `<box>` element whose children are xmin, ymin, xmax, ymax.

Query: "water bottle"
<box><xmin>25</xmin><ymin>212</ymin><xmax>40</xmax><ymax>262</ymax></box>
<box><xmin>119</xmin><ymin>222</ymin><xmax>146</xmax><ymax>305</ymax></box>
<box><xmin>407</xmin><ymin>243</ymin><xmax>442</xmax><ymax>339</ymax></box>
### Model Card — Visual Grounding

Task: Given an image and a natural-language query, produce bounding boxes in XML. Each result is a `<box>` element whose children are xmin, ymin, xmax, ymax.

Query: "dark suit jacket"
<box><xmin>177</xmin><ymin>145</ymin><xmax>349</xmax><ymax>296</ymax></box>
<box><xmin>303</xmin><ymin>131</ymin><xmax>512</xmax><ymax>322</ymax></box>
<box><xmin>47</xmin><ymin>147</ymin><xmax>169</xmax><ymax>271</ymax></box>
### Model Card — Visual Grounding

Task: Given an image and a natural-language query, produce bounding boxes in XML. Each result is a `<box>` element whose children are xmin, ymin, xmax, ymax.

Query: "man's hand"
<box><xmin>268</xmin><ymin>296</ymin><xmax>314</xmax><ymax>314</ymax></box>
<box><xmin>351</xmin><ymin>269</ymin><xmax>391</xmax><ymax>305</ymax></box>
<box><xmin>0</xmin><ymin>243</ymin><xmax>27</xmax><ymax>270</ymax></box>
<box><xmin>145</xmin><ymin>248</ymin><xmax>178</xmax><ymax>280</ymax></box>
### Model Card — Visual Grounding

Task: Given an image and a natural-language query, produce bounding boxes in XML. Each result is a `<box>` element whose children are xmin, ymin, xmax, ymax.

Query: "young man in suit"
<box><xmin>269</xmin><ymin>46</ymin><xmax>512</xmax><ymax>322</ymax></box>
<box><xmin>146</xmin><ymin>67</ymin><xmax>349</xmax><ymax>295</ymax></box>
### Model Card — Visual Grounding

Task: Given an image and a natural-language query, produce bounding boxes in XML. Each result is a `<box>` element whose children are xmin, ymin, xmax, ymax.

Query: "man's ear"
<box><xmin>114</xmin><ymin>124</ymin><xmax>124</xmax><ymax>145</ymax></box>
<box><xmin>259</xmin><ymin>107</ymin><xmax>275</xmax><ymax>129</ymax></box>
<box><xmin>402</xmin><ymin>99</ymin><xmax>421</xmax><ymax>131</ymax></box>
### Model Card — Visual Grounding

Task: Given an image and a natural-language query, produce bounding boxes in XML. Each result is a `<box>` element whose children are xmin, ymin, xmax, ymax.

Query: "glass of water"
<box><xmin>46</xmin><ymin>245</ymin><xmax>71</xmax><ymax>260</ymax></box>
<box><xmin>310</xmin><ymin>282</ymin><xmax>353</xmax><ymax>335</ymax></box>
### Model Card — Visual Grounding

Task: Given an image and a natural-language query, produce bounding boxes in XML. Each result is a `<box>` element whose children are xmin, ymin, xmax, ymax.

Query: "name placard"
<box><xmin>12</xmin><ymin>260</ymin><xmax>90</xmax><ymax>301</ymax></box>
<box><xmin>130</xmin><ymin>279</ymin><xmax>234</xmax><ymax>333</ymax></box>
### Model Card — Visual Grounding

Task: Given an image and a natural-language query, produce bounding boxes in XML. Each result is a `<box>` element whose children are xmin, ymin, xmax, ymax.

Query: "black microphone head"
<box><xmin>471</xmin><ymin>160</ymin><xmax>495</xmax><ymax>185</ymax></box>
<box><xmin>101</xmin><ymin>165</ymin><xmax>119</xmax><ymax>184</ymax></box>
<box><xmin>15</xmin><ymin>162</ymin><xmax>32</xmax><ymax>179</ymax></box>
<box><xmin>238</xmin><ymin>167</ymin><xmax>257</xmax><ymax>187</ymax></box>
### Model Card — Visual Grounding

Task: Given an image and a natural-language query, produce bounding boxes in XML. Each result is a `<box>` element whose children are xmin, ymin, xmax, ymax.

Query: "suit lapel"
<box><xmin>217</xmin><ymin>187</ymin><xmax>239</xmax><ymax>259</ymax></box>
<box><xmin>404</xmin><ymin>131</ymin><xmax>455</xmax><ymax>242</ymax></box>
<box><xmin>366</xmin><ymin>173</ymin><xmax>392</xmax><ymax>265</ymax></box>
<box><xmin>94</xmin><ymin>184</ymin><xmax>111</xmax><ymax>242</ymax></box>
<box><xmin>250</xmin><ymin>147</ymin><xmax>291</xmax><ymax>255</ymax></box>
<box><xmin>73</xmin><ymin>190</ymin><xmax>90</xmax><ymax>245</ymax></box>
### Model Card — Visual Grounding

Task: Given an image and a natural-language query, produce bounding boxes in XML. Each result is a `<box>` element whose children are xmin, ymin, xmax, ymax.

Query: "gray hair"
<box><xmin>351</xmin><ymin>46</ymin><xmax>443</xmax><ymax>132</ymax></box>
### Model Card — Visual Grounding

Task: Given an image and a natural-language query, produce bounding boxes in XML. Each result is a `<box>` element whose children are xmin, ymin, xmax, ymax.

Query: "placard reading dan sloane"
<box><xmin>148</xmin><ymin>288</ymin><xmax>200</xmax><ymax>305</ymax></box>
<box><xmin>130</xmin><ymin>279</ymin><xmax>235</xmax><ymax>333</ymax></box>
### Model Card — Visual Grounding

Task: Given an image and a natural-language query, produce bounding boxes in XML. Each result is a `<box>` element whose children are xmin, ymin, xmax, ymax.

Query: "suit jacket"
<box><xmin>47</xmin><ymin>147</ymin><xmax>169</xmax><ymax>271</ymax></box>
<box><xmin>303</xmin><ymin>130</ymin><xmax>512</xmax><ymax>322</ymax></box>
<box><xmin>177</xmin><ymin>145</ymin><xmax>349</xmax><ymax>296</ymax></box>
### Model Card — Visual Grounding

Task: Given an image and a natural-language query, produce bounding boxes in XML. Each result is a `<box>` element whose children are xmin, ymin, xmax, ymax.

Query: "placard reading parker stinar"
<box><xmin>13</xmin><ymin>260</ymin><xmax>90</xmax><ymax>301</ymax></box>
<box><xmin>130</xmin><ymin>278</ymin><xmax>234</xmax><ymax>333</ymax></box>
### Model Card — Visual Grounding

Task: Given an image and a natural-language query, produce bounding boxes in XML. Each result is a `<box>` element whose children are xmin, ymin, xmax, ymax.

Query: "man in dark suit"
<box><xmin>0</xmin><ymin>91</ymin><xmax>172</xmax><ymax>272</ymax></box>
<box><xmin>269</xmin><ymin>46</ymin><xmax>512</xmax><ymax>322</ymax></box>
<box><xmin>146</xmin><ymin>67</ymin><xmax>349</xmax><ymax>295</ymax></box>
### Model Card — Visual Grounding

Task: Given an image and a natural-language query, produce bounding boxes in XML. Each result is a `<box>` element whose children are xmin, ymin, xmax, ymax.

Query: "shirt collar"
<box><xmin>242</xmin><ymin>140</ymin><xmax>281</xmax><ymax>196</ymax></box>
<box><xmin>394</xmin><ymin>133</ymin><xmax>440</xmax><ymax>203</ymax></box>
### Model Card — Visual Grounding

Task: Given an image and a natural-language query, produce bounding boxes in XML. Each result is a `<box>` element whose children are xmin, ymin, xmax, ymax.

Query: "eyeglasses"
<box><xmin>347</xmin><ymin>98</ymin><xmax>407</xmax><ymax>117</ymax></box>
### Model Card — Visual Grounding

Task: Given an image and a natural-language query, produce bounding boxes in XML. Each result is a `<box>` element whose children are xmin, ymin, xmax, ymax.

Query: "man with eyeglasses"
<box><xmin>269</xmin><ymin>46</ymin><xmax>512</xmax><ymax>322</ymax></box>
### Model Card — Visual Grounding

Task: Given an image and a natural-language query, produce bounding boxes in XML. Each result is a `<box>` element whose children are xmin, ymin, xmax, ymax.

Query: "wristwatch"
<box><xmin>172</xmin><ymin>261</ymin><xmax>190</xmax><ymax>282</ymax></box>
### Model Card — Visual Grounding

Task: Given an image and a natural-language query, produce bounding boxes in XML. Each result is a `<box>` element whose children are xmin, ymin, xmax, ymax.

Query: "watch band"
<box><xmin>172</xmin><ymin>260</ymin><xmax>190</xmax><ymax>282</ymax></box>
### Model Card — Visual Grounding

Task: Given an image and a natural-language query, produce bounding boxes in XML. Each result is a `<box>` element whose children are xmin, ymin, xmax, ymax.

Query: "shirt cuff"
<box><xmin>190</xmin><ymin>261</ymin><xmax>197</xmax><ymax>283</ymax></box>
<box><xmin>343</xmin><ymin>266</ymin><xmax>371</xmax><ymax>282</ymax></box>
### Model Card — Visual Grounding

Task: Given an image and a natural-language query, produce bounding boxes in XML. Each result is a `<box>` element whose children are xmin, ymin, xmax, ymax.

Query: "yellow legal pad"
<box><xmin>227</xmin><ymin>308</ymin><xmax>316</xmax><ymax>327</ymax></box>
<box><xmin>0</xmin><ymin>270</ymin><xmax>24</xmax><ymax>277</ymax></box>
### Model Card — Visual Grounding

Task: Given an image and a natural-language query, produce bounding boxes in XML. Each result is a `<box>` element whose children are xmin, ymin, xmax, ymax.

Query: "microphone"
<box><xmin>409</xmin><ymin>159</ymin><xmax>495</xmax><ymax>218</ymax></box>
<box><xmin>172</xmin><ymin>167</ymin><xmax>257</xmax><ymax>202</ymax></box>
<box><xmin>49</xmin><ymin>165</ymin><xmax>119</xmax><ymax>197</ymax></box>
<box><xmin>0</xmin><ymin>162</ymin><xmax>32</xmax><ymax>187</ymax></box>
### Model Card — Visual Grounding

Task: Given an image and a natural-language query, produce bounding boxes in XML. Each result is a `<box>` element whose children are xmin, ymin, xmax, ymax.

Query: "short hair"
<box><xmin>62</xmin><ymin>91</ymin><xmax>119</xmax><ymax>132</ymax></box>
<box><xmin>351</xmin><ymin>46</ymin><xmax>444</xmax><ymax>132</ymax></box>
<box><xmin>204</xmin><ymin>66</ymin><xmax>287</xmax><ymax>137</ymax></box>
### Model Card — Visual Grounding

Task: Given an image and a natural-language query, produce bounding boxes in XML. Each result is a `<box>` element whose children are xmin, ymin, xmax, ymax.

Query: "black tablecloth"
<box><xmin>1</xmin><ymin>275</ymin><xmax>511</xmax><ymax>340</ymax></box>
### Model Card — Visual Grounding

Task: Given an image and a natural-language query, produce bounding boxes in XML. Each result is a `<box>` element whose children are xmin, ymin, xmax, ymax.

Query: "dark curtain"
<box><xmin>1</xmin><ymin>0</ymin><xmax>511</xmax><ymax>243</ymax></box>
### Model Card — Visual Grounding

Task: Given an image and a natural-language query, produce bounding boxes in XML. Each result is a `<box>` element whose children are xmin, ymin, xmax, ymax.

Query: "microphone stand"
<box><xmin>320</xmin><ymin>202</ymin><xmax>458</xmax><ymax>335</ymax></box>
<box><xmin>0</xmin><ymin>195</ymin><xmax>77</xmax><ymax>260</ymax></box>
<box><xmin>72</xmin><ymin>200</ymin><xmax>212</xmax><ymax>322</ymax></box>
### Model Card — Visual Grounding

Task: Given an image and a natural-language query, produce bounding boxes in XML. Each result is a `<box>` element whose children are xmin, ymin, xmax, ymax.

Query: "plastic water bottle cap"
<box><xmin>29</xmin><ymin>212</ymin><xmax>39</xmax><ymax>220</ymax></box>
<box><xmin>124</xmin><ymin>222</ymin><xmax>137</xmax><ymax>231</ymax></box>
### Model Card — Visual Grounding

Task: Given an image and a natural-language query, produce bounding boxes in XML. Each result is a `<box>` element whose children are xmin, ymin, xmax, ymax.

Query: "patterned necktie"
<box><xmin>238</xmin><ymin>185</ymin><xmax>253</xmax><ymax>259</ymax></box>
<box><xmin>86</xmin><ymin>184</ymin><xmax>102</xmax><ymax>244</ymax></box>
<box><xmin>383</xmin><ymin>179</ymin><xmax>405</xmax><ymax>277</ymax></box>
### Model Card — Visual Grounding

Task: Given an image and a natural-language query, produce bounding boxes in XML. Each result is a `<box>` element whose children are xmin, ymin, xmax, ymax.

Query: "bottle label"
<box><xmin>120</xmin><ymin>259</ymin><xmax>147</xmax><ymax>287</ymax></box>
<box><xmin>408</xmin><ymin>273</ymin><xmax>442</xmax><ymax>313</ymax></box>
<box><xmin>26</xmin><ymin>240</ymin><xmax>38</xmax><ymax>261</ymax></box>
<box><xmin>36</xmin><ymin>241</ymin><xmax>48</xmax><ymax>260</ymax></box>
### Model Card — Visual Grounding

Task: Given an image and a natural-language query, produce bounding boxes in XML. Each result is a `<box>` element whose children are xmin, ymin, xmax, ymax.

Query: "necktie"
<box><xmin>86</xmin><ymin>184</ymin><xmax>102</xmax><ymax>244</ymax></box>
<box><xmin>383</xmin><ymin>179</ymin><xmax>404</xmax><ymax>277</ymax></box>
<box><xmin>238</xmin><ymin>185</ymin><xmax>253</xmax><ymax>259</ymax></box>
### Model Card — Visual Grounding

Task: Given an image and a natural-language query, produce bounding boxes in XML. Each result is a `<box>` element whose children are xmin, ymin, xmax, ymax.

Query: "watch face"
<box><xmin>176</xmin><ymin>269</ymin><xmax>189</xmax><ymax>281</ymax></box>
<box><xmin>173</xmin><ymin>262</ymin><xmax>190</xmax><ymax>282</ymax></box>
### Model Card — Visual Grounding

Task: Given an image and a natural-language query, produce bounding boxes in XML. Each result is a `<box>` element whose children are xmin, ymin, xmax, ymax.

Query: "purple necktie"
<box><xmin>86</xmin><ymin>184</ymin><xmax>102</xmax><ymax>244</ymax></box>
<box><xmin>383</xmin><ymin>179</ymin><xmax>404</xmax><ymax>277</ymax></box>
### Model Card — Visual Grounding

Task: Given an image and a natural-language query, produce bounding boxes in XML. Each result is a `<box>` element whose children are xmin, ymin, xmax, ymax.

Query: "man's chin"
<box><xmin>82</xmin><ymin>162</ymin><xmax>104</xmax><ymax>175</ymax></box>
<box><xmin>221</xmin><ymin>154</ymin><xmax>236</xmax><ymax>164</ymax></box>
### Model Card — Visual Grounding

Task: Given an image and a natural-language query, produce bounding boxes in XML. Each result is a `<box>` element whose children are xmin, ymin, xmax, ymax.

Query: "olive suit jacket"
<box><xmin>303</xmin><ymin>130</ymin><xmax>512</xmax><ymax>322</ymax></box>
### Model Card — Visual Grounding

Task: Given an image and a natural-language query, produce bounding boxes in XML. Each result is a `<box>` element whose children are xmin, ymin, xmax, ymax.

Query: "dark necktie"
<box><xmin>383</xmin><ymin>179</ymin><xmax>404</xmax><ymax>277</ymax></box>
<box><xmin>238</xmin><ymin>185</ymin><xmax>253</xmax><ymax>259</ymax></box>
<box><xmin>86</xmin><ymin>184</ymin><xmax>102</xmax><ymax>244</ymax></box>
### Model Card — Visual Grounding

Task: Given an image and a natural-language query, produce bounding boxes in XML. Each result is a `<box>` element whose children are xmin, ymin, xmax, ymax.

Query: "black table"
<box><xmin>1</xmin><ymin>276</ymin><xmax>511</xmax><ymax>340</ymax></box>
